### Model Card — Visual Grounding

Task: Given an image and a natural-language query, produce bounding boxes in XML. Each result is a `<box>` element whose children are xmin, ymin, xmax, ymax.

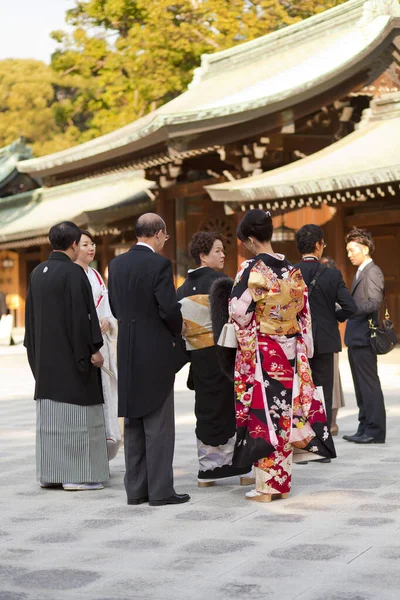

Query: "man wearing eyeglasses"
<box><xmin>108</xmin><ymin>213</ymin><xmax>190</xmax><ymax>506</ymax></box>
<box><xmin>295</xmin><ymin>224</ymin><xmax>356</xmax><ymax>462</ymax></box>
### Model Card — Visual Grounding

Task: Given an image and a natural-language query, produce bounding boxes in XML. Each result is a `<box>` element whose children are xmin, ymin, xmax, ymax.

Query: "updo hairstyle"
<box><xmin>237</xmin><ymin>209</ymin><xmax>273</xmax><ymax>243</ymax></box>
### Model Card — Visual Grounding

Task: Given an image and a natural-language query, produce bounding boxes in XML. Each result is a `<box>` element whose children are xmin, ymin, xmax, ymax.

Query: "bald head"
<box><xmin>135</xmin><ymin>213</ymin><xmax>166</xmax><ymax>239</ymax></box>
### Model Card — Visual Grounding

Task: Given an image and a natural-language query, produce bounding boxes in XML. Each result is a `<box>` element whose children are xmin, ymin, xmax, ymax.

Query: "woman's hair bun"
<box><xmin>237</xmin><ymin>209</ymin><xmax>273</xmax><ymax>243</ymax></box>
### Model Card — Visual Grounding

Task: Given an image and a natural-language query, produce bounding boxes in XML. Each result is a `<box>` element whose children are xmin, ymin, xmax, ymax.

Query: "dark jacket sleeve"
<box><xmin>355</xmin><ymin>265</ymin><xmax>384</xmax><ymax>316</ymax></box>
<box><xmin>334</xmin><ymin>270</ymin><xmax>357</xmax><ymax>322</ymax></box>
<box><xmin>153</xmin><ymin>259</ymin><xmax>183</xmax><ymax>334</ymax></box>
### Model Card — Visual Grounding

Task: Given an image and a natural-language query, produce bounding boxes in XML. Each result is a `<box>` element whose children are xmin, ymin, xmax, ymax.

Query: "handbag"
<box><xmin>369</xmin><ymin>308</ymin><xmax>397</xmax><ymax>355</ymax></box>
<box><xmin>217</xmin><ymin>319</ymin><xmax>237</xmax><ymax>348</ymax></box>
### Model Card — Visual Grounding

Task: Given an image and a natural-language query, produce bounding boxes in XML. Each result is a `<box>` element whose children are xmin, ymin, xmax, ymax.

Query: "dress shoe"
<box><xmin>296</xmin><ymin>461</ymin><xmax>308</xmax><ymax>465</ymax></box>
<box><xmin>314</xmin><ymin>458</ymin><xmax>331</xmax><ymax>463</ymax></box>
<box><xmin>40</xmin><ymin>482</ymin><xmax>63</xmax><ymax>489</ymax></box>
<box><xmin>127</xmin><ymin>497</ymin><xmax>148</xmax><ymax>505</ymax></box>
<box><xmin>343</xmin><ymin>433</ymin><xmax>362</xmax><ymax>442</ymax></box>
<box><xmin>149</xmin><ymin>493</ymin><xmax>190</xmax><ymax>506</ymax></box>
<box><xmin>353</xmin><ymin>434</ymin><xmax>385</xmax><ymax>444</ymax></box>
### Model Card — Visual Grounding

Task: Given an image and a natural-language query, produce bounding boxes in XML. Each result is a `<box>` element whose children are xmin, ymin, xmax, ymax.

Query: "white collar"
<box><xmin>136</xmin><ymin>242</ymin><xmax>155</xmax><ymax>253</ymax></box>
<box><xmin>358</xmin><ymin>258</ymin><xmax>372</xmax><ymax>272</ymax></box>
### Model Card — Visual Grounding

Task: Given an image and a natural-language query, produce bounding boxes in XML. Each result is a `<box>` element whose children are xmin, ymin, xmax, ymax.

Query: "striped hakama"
<box><xmin>36</xmin><ymin>399</ymin><xmax>110</xmax><ymax>484</ymax></box>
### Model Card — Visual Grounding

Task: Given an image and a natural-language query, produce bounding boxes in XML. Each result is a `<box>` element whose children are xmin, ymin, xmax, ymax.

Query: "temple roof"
<box><xmin>206</xmin><ymin>92</ymin><xmax>400</xmax><ymax>205</ymax></box>
<box><xmin>0</xmin><ymin>139</ymin><xmax>32</xmax><ymax>188</ymax></box>
<box><xmin>0</xmin><ymin>170</ymin><xmax>155</xmax><ymax>244</ymax></box>
<box><xmin>18</xmin><ymin>0</ymin><xmax>400</xmax><ymax>179</ymax></box>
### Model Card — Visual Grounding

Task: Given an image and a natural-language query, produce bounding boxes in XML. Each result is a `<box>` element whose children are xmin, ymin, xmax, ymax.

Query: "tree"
<box><xmin>0</xmin><ymin>59</ymin><xmax>93</xmax><ymax>156</ymax></box>
<box><xmin>50</xmin><ymin>1</ymin><xmax>347</xmax><ymax>141</ymax></box>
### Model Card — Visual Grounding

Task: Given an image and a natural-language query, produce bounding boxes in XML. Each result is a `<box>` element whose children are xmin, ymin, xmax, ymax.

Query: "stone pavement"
<box><xmin>0</xmin><ymin>345</ymin><xmax>399</xmax><ymax>600</ymax></box>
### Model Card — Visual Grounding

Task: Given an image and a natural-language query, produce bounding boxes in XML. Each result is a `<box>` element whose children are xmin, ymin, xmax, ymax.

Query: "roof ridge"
<box><xmin>189</xmin><ymin>0</ymin><xmax>374</xmax><ymax>88</ymax></box>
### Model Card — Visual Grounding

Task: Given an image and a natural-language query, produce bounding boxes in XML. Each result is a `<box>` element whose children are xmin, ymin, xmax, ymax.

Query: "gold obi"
<box><xmin>248</xmin><ymin>267</ymin><xmax>306</xmax><ymax>336</ymax></box>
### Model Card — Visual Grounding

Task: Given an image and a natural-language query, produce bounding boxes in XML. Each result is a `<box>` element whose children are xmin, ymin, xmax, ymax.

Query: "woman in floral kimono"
<box><xmin>76</xmin><ymin>231</ymin><xmax>121</xmax><ymax>460</ymax></box>
<box><xmin>229</xmin><ymin>210</ymin><xmax>336</xmax><ymax>502</ymax></box>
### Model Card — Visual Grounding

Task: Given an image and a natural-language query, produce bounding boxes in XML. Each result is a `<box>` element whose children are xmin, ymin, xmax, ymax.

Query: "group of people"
<box><xmin>24</xmin><ymin>209</ymin><xmax>386</xmax><ymax>505</ymax></box>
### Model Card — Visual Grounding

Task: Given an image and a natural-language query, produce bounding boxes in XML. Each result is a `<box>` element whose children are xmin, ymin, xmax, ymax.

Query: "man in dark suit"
<box><xmin>108</xmin><ymin>213</ymin><xmax>190</xmax><ymax>506</ymax></box>
<box><xmin>343</xmin><ymin>227</ymin><xmax>386</xmax><ymax>444</ymax></box>
<box><xmin>295</xmin><ymin>225</ymin><xmax>356</xmax><ymax>462</ymax></box>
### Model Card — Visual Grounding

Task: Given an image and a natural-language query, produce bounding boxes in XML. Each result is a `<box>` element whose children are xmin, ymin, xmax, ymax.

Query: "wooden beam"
<box><xmin>345</xmin><ymin>208</ymin><xmax>400</xmax><ymax>228</ymax></box>
<box><xmin>163</xmin><ymin>177</ymin><xmax>225</xmax><ymax>201</ymax></box>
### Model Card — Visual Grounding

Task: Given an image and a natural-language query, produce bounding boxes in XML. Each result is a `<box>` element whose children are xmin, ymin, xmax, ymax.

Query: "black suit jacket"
<box><xmin>108</xmin><ymin>245</ymin><xmax>183</xmax><ymax>417</ymax></box>
<box><xmin>295</xmin><ymin>259</ymin><xmax>357</xmax><ymax>355</ymax></box>
<box><xmin>344</xmin><ymin>261</ymin><xmax>384</xmax><ymax>348</ymax></box>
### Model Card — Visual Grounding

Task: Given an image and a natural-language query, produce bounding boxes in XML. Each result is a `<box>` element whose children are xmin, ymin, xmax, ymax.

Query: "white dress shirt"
<box><xmin>136</xmin><ymin>242</ymin><xmax>155</xmax><ymax>253</ymax></box>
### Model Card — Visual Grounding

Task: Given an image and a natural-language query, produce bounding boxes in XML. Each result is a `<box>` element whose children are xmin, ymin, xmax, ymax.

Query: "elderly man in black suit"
<box><xmin>108</xmin><ymin>213</ymin><xmax>190</xmax><ymax>506</ymax></box>
<box><xmin>343</xmin><ymin>227</ymin><xmax>386</xmax><ymax>444</ymax></box>
<box><xmin>295</xmin><ymin>225</ymin><xmax>356</xmax><ymax>463</ymax></box>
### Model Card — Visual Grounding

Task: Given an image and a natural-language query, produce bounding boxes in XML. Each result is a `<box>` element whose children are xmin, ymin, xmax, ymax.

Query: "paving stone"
<box><xmin>309</xmin><ymin>489</ymin><xmax>370</xmax><ymax>499</ymax></box>
<box><xmin>107</xmin><ymin>538</ymin><xmax>164</xmax><ymax>550</ymax></box>
<box><xmin>331</xmin><ymin>479</ymin><xmax>392</xmax><ymax>490</ymax></box>
<box><xmin>183</xmin><ymin>539</ymin><xmax>255</xmax><ymax>555</ymax></box>
<box><xmin>346</xmin><ymin>517</ymin><xmax>395</xmax><ymax>527</ymax></box>
<box><xmin>378</xmin><ymin>547</ymin><xmax>400</xmax><ymax>560</ymax></box>
<box><xmin>0</xmin><ymin>549</ymin><xmax>33</xmax><ymax>558</ymax></box>
<box><xmin>354</xmin><ymin>503</ymin><xmax>399</xmax><ymax>513</ymax></box>
<box><xmin>282</xmin><ymin>502</ymin><xmax>330</xmax><ymax>511</ymax></box>
<box><xmin>270</xmin><ymin>543</ymin><xmax>347</xmax><ymax>561</ymax></box>
<box><xmin>98</xmin><ymin>506</ymin><xmax>151</xmax><ymax>518</ymax></box>
<box><xmin>29</xmin><ymin>532</ymin><xmax>81</xmax><ymax>544</ymax></box>
<box><xmin>81</xmin><ymin>519</ymin><xmax>125</xmax><ymax>529</ymax></box>
<box><xmin>218</xmin><ymin>582</ymin><xmax>263</xmax><ymax>598</ymax></box>
<box><xmin>309</xmin><ymin>592</ymin><xmax>372</xmax><ymax>600</ymax></box>
<box><xmin>13</xmin><ymin>568</ymin><xmax>101</xmax><ymax>590</ymax></box>
<box><xmin>174</xmin><ymin>510</ymin><xmax>234</xmax><ymax>521</ymax></box>
<box><xmin>252</xmin><ymin>513</ymin><xmax>305</xmax><ymax>523</ymax></box>
<box><xmin>381</xmin><ymin>492</ymin><xmax>400</xmax><ymax>501</ymax></box>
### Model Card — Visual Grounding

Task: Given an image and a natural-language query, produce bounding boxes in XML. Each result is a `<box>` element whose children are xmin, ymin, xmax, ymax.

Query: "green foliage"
<box><xmin>0</xmin><ymin>1</ymin><xmax>347</xmax><ymax>155</ymax></box>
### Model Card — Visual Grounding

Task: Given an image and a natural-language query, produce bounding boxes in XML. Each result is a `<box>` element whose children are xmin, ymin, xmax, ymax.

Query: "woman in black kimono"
<box><xmin>177</xmin><ymin>232</ymin><xmax>253</xmax><ymax>487</ymax></box>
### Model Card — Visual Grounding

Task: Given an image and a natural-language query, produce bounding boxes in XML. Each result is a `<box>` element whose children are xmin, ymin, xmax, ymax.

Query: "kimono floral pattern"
<box><xmin>229</xmin><ymin>255</ymin><xmax>336</xmax><ymax>494</ymax></box>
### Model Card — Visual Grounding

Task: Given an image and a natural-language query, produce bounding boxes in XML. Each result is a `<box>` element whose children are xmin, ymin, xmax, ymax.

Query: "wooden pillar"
<box><xmin>18</xmin><ymin>250</ymin><xmax>27</xmax><ymax>328</ymax></box>
<box><xmin>40</xmin><ymin>244</ymin><xmax>50</xmax><ymax>263</ymax></box>
<box><xmin>333</xmin><ymin>206</ymin><xmax>348</xmax><ymax>284</ymax></box>
<box><xmin>236</xmin><ymin>211</ymin><xmax>249</xmax><ymax>268</ymax></box>
<box><xmin>156</xmin><ymin>189</ymin><xmax>176</xmax><ymax>273</ymax></box>
<box><xmin>175</xmin><ymin>196</ymin><xmax>187</xmax><ymax>288</ymax></box>
<box><xmin>99</xmin><ymin>234</ymin><xmax>113</xmax><ymax>281</ymax></box>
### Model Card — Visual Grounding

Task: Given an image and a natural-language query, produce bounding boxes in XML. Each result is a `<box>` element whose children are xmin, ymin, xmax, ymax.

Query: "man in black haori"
<box><xmin>24</xmin><ymin>221</ymin><xmax>109</xmax><ymax>491</ymax></box>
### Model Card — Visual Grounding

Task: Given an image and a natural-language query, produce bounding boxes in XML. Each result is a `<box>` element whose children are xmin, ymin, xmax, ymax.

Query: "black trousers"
<box><xmin>190</xmin><ymin>347</ymin><xmax>235</xmax><ymax>447</ymax></box>
<box><xmin>348</xmin><ymin>345</ymin><xmax>386</xmax><ymax>441</ymax></box>
<box><xmin>309</xmin><ymin>353</ymin><xmax>334</xmax><ymax>430</ymax></box>
<box><xmin>124</xmin><ymin>388</ymin><xmax>175</xmax><ymax>502</ymax></box>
